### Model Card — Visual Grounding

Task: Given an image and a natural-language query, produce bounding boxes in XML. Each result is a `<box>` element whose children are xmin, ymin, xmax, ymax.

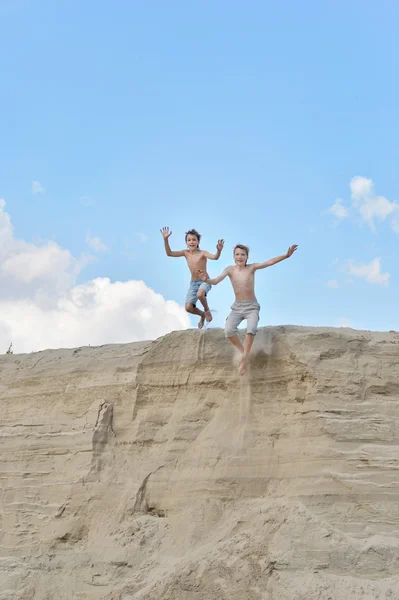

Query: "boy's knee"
<box><xmin>225</xmin><ymin>328</ymin><xmax>236</xmax><ymax>339</ymax></box>
<box><xmin>185</xmin><ymin>303</ymin><xmax>194</xmax><ymax>313</ymax></box>
<box><xmin>246</xmin><ymin>328</ymin><xmax>257</xmax><ymax>336</ymax></box>
<box><xmin>196</xmin><ymin>289</ymin><xmax>205</xmax><ymax>300</ymax></box>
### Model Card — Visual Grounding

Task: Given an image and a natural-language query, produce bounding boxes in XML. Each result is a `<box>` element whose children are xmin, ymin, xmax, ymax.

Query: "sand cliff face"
<box><xmin>1</xmin><ymin>326</ymin><xmax>399</xmax><ymax>600</ymax></box>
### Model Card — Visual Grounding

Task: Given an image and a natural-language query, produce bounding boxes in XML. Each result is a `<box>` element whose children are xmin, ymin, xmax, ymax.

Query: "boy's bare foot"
<box><xmin>238</xmin><ymin>354</ymin><xmax>249</xmax><ymax>375</ymax></box>
<box><xmin>205</xmin><ymin>310</ymin><xmax>213</xmax><ymax>323</ymax></box>
<box><xmin>198</xmin><ymin>314</ymin><xmax>206</xmax><ymax>329</ymax></box>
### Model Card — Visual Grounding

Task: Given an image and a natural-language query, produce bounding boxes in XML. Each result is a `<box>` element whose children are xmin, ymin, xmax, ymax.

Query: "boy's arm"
<box><xmin>203</xmin><ymin>239</ymin><xmax>224</xmax><ymax>260</ymax></box>
<box><xmin>197</xmin><ymin>267</ymin><xmax>230</xmax><ymax>285</ymax></box>
<box><xmin>160</xmin><ymin>226</ymin><xmax>186</xmax><ymax>257</ymax></box>
<box><xmin>253</xmin><ymin>245</ymin><xmax>298</xmax><ymax>271</ymax></box>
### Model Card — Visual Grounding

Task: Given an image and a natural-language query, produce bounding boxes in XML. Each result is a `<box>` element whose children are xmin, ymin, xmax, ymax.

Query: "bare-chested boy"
<box><xmin>161</xmin><ymin>226</ymin><xmax>224</xmax><ymax>329</ymax></box>
<box><xmin>198</xmin><ymin>243</ymin><xmax>298</xmax><ymax>374</ymax></box>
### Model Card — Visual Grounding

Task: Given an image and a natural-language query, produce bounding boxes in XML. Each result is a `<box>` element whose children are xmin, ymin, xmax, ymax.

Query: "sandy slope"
<box><xmin>1</xmin><ymin>326</ymin><xmax>399</xmax><ymax>599</ymax></box>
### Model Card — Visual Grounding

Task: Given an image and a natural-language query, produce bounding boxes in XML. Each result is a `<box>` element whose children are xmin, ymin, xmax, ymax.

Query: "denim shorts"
<box><xmin>185</xmin><ymin>280</ymin><xmax>212</xmax><ymax>306</ymax></box>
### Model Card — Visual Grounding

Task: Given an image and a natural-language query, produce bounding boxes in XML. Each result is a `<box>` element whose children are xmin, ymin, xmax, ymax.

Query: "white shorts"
<box><xmin>225</xmin><ymin>300</ymin><xmax>260</xmax><ymax>337</ymax></box>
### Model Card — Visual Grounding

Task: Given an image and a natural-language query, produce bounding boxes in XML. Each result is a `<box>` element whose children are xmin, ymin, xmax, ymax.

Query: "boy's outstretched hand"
<box><xmin>197</xmin><ymin>269</ymin><xmax>207</xmax><ymax>282</ymax></box>
<box><xmin>216</xmin><ymin>239</ymin><xmax>225</xmax><ymax>252</ymax></box>
<box><xmin>286</xmin><ymin>244</ymin><xmax>298</xmax><ymax>258</ymax></box>
<box><xmin>160</xmin><ymin>226</ymin><xmax>172</xmax><ymax>239</ymax></box>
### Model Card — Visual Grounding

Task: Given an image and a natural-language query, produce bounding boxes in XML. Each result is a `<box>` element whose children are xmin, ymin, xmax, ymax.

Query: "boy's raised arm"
<box><xmin>203</xmin><ymin>239</ymin><xmax>224</xmax><ymax>260</ymax></box>
<box><xmin>197</xmin><ymin>267</ymin><xmax>230</xmax><ymax>286</ymax></box>
<box><xmin>253</xmin><ymin>244</ymin><xmax>298</xmax><ymax>270</ymax></box>
<box><xmin>160</xmin><ymin>226</ymin><xmax>186</xmax><ymax>257</ymax></box>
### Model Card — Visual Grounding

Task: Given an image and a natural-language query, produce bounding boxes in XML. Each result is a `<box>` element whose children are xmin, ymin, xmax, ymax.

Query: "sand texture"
<box><xmin>1</xmin><ymin>326</ymin><xmax>399</xmax><ymax>599</ymax></box>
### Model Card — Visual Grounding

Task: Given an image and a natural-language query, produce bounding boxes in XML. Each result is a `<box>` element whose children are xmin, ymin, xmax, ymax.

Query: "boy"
<box><xmin>198</xmin><ymin>243</ymin><xmax>298</xmax><ymax>374</ymax></box>
<box><xmin>161</xmin><ymin>226</ymin><xmax>224</xmax><ymax>329</ymax></box>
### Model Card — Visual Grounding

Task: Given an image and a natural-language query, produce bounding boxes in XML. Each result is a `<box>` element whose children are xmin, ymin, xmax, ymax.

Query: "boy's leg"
<box><xmin>197</xmin><ymin>283</ymin><xmax>212</xmax><ymax>323</ymax></box>
<box><xmin>228</xmin><ymin>335</ymin><xmax>244</xmax><ymax>353</ymax></box>
<box><xmin>238</xmin><ymin>334</ymin><xmax>255</xmax><ymax>375</ymax></box>
<box><xmin>238</xmin><ymin>303</ymin><xmax>260</xmax><ymax>375</ymax></box>
<box><xmin>186</xmin><ymin>281</ymin><xmax>206</xmax><ymax>329</ymax></box>
<box><xmin>243</xmin><ymin>333</ymin><xmax>255</xmax><ymax>356</ymax></box>
<box><xmin>225</xmin><ymin>305</ymin><xmax>244</xmax><ymax>352</ymax></box>
<box><xmin>185</xmin><ymin>303</ymin><xmax>206</xmax><ymax>329</ymax></box>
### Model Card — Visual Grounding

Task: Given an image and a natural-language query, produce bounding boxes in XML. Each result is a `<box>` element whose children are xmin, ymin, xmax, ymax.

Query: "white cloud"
<box><xmin>2</xmin><ymin>243</ymin><xmax>78</xmax><ymax>284</ymax></box>
<box><xmin>358</xmin><ymin>195</ymin><xmax>398</xmax><ymax>226</ymax></box>
<box><xmin>86</xmin><ymin>231</ymin><xmax>108</xmax><ymax>252</ymax></box>
<box><xmin>350</xmin><ymin>176</ymin><xmax>373</xmax><ymax>201</ymax></box>
<box><xmin>345</xmin><ymin>258</ymin><xmax>389</xmax><ymax>286</ymax></box>
<box><xmin>0</xmin><ymin>279</ymin><xmax>190</xmax><ymax>354</ymax></box>
<box><xmin>0</xmin><ymin>198</ymin><xmax>12</xmax><ymax>247</ymax></box>
<box><xmin>327</xmin><ymin>280</ymin><xmax>339</xmax><ymax>288</ymax></box>
<box><xmin>349</xmin><ymin>176</ymin><xmax>399</xmax><ymax>229</ymax></box>
<box><xmin>32</xmin><ymin>181</ymin><xmax>45</xmax><ymax>195</ymax></box>
<box><xmin>327</xmin><ymin>198</ymin><xmax>348</xmax><ymax>219</ymax></box>
<box><xmin>0</xmin><ymin>200</ymin><xmax>190</xmax><ymax>353</ymax></box>
<box><xmin>0</xmin><ymin>199</ymin><xmax>87</xmax><ymax>297</ymax></box>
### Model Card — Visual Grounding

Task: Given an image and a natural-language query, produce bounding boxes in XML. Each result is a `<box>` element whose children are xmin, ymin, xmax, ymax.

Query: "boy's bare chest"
<box><xmin>186</xmin><ymin>253</ymin><xmax>205</xmax><ymax>268</ymax></box>
<box><xmin>231</xmin><ymin>268</ymin><xmax>254</xmax><ymax>287</ymax></box>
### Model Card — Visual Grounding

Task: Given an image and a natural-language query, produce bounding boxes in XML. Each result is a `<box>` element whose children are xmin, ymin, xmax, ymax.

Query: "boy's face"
<box><xmin>234</xmin><ymin>248</ymin><xmax>248</xmax><ymax>265</ymax></box>
<box><xmin>186</xmin><ymin>234</ymin><xmax>199</xmax><ymax>250</ymax></box>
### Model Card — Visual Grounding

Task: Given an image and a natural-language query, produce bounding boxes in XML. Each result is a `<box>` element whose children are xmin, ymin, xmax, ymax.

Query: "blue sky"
<box><xmin>1</xmin><ymin>0</ymin><xmax>399</xmax><ymax>350</ymax></box>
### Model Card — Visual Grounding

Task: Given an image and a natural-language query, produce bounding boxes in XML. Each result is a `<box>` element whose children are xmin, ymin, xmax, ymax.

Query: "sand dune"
<box><xmin>1</xmin><ymin>326</ymin><xmax>399</xmax><ymax>599</ymax></box>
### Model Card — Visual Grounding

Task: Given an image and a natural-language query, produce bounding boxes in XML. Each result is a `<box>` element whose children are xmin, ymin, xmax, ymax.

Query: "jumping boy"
<box><xmin>161</xmin><ymin>226</ymin><xmax>224</xmax><ymax>329</ymax></box>
<box><xmin>198</xmin><ymin>243</ymin><xmax>298</xmax><ymax>374</ymax></box>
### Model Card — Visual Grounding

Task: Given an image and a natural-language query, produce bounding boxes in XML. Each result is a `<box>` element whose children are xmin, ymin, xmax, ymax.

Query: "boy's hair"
<box><xmin>234</xmin><ymin>244</ymin><xmax>249</xmax><ymax>264</ymax></box>
<box><xmin>185</xmin><ymin>229</ymin><xmax>201</xmax><ymax>248</ymax></box>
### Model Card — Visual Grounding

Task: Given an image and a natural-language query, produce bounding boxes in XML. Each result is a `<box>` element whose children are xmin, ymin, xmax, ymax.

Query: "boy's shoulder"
<box><xmin>247</xmin><ymin>263</ymin><xmax>258</xmax><ymax>272</ymax></box>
